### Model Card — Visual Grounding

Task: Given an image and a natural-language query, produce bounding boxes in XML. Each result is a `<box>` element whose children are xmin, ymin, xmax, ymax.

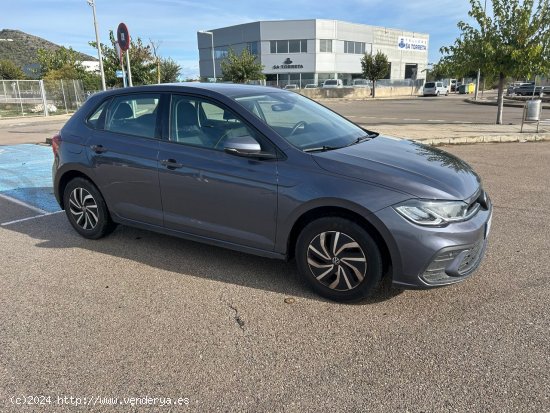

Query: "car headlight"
<box><xmin>394</xmin><ymin>200</ymin><xmax>477</xmax><ymax>226</ymax></box>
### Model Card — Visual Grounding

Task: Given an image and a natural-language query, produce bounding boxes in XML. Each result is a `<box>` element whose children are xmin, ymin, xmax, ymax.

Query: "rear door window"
<box><xmin>104</xmin><ymin>94</ymin><xmax>161</xmax><ymax>139</ymax></box>
<box><xmin>87</xmin><ymin>99</ymin><xmax>111</xmax><ymax>129</ymax></box>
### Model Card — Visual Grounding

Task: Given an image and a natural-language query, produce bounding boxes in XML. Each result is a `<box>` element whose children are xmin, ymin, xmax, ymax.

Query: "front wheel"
<box><xmin>63</xmin><ymin>177</ymin><xmax>115</xmax><ymax>239</ymax></box>
<box><xmin>295</xmin><ymin>217</ymin><xmax>383</xmax><ymax>302</ymax></box>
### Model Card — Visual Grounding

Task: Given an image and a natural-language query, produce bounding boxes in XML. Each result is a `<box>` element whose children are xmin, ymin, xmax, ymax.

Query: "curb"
<box><xmin>465</xmin><ymin>98</ymin><xmax>550</xmax><ymax>109</ymax></box>
<box><xmin>416</xmin><ymin>133</ymin><xmax>550</xmax><ymax>146</ymax></box>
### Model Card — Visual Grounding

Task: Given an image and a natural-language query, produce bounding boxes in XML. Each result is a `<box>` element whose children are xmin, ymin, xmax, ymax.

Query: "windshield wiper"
<box><xmin>346</xmin><ymin>133</ymin><xmax>379</xmax><ymax>147</ymax></box>
<box><xmin>303</xmin><ymin>145</ymin><xmax>342</xmax><ymax>153</ymax></box>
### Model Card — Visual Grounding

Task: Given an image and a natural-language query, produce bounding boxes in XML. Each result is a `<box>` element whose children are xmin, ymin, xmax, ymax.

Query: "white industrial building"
<box><xmin>197</xmin><ymin>19</ymin><xmax>429</xmax><ymax>87</ymax></box>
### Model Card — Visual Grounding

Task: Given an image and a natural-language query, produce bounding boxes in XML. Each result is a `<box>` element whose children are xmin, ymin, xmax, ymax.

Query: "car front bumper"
<box><xmin>374</xmin><ymin>199</ymin><xmax>493</xmax><ymax>289</ymax></box>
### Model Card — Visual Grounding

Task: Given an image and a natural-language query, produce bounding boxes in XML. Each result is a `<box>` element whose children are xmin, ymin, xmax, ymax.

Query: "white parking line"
<box><xmin>0</xmin><ymin>193</ymin><xmax>48</xmax><ymax>214</ymax></box>
<box><xmin>1</xmin><ymin>211</ymin><xmax>63</xmax><ymax>226</ymax></box>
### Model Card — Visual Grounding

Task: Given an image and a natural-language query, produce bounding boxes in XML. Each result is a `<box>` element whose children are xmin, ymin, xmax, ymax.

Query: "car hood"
<box><xmin>312</xmin><ymin>136</ymin><xmax>481</xmax><ymax>200</ymax></box>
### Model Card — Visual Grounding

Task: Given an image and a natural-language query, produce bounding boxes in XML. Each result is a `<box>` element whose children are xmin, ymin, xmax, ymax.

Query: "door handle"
<box><xmin>90</xmin><ymin>144</ymin><xmax>107</xmax><ymax>154</ymax></box>
<box><xmin>160</xmin><ymin>159</ymin><xmax>184</xmax><ymax>169</ymax></box>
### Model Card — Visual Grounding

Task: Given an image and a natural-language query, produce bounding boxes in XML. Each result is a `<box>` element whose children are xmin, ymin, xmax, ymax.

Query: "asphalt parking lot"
<box><xmin>1</xmin><ymin>139</ymin><xmax>549</xmax><ymax>411</ymax></box>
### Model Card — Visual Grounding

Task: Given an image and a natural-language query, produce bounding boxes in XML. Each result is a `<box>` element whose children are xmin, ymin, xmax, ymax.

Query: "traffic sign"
<box><xmin>117</xmin><ymin>23</ymin><xmax>130</xmax><ymax>51</ymax></box>
<box><xmin>116</xmin><ymin>70</ymin><xmax>124</xmax><ymax>78</ymax></box>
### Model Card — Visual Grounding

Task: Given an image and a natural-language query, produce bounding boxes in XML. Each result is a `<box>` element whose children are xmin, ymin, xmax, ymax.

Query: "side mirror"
<box><xmin>224</xmin><ymin>136</ymin><xmax>276</xmax><ymax>159</ymax></box>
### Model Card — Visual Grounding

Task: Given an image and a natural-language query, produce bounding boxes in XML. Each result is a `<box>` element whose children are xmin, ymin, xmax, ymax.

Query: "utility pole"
<box><xmin>87</xmin><ymin>0</ymin><xmax>106</xmax><ymax>90</ymax></box>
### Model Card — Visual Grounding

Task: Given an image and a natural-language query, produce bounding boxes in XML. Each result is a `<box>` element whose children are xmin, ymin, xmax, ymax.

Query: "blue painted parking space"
<box><xmin>0</xmin><ymin>144</ymin><xmax>61</xmax><ymax>213</ymax></box>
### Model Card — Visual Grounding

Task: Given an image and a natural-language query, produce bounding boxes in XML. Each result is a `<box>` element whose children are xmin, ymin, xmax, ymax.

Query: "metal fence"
<box><xmin>265</xmin><ymin>78</ymin><xmax>425</xmax><ymax>90</ymax></box>
<box><xmin>0</xmin><ymin>79</ymin><xmax>86</xmax><ymax>118</ymax></box>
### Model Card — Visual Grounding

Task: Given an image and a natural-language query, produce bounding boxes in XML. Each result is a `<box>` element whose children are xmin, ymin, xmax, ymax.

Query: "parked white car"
<box><xmin>352</xmin><ymin>79</ymin><xmax>369</xmax><ymax>88</ymax></box>
<box><xmin>284</xmin><ymin>84</ymin><xmax>299</xmax><ymax>90</ymax></box>
<box><xmin>304</xmin><ymin>84</ymin><xmax>318</xmax><ymax>89</ymax></box>
<box><xmin>423</xmin><ymin>81</ymin><xmax>449</xmax><ymax>97</ymax></box>
<box><xmin>322</xmin><ymin>79</ymin><xmax>344</xmax><ymax>89</ymax></box>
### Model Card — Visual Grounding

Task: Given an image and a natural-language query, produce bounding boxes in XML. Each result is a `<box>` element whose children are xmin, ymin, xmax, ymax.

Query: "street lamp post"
<box><xmin>199</xmin><ymin>31</ymin><xmax>216</xmax><ymax>82</ymax></box>
<box><xmin>475</xmin><ymin>0</ymin><xmax>488</xmax><ymax>100</ymax></box>
<box><xmin>87</xmin><ymin>0</ymin><xmax>106</xmax><ymax>91</ymax></box>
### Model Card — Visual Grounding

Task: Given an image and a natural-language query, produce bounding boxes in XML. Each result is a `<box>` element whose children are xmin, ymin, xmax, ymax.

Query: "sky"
<box><xmin>1</xmin><ymin>0</ymin><xmax>474</xmax><ymax>79</ymax></box>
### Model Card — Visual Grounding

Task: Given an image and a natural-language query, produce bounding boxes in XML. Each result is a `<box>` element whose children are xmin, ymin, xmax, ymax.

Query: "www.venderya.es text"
<box><xmin>9</xmin><ymin>394</ymin><xmax>190</xmax><ymax>408</ymax></box>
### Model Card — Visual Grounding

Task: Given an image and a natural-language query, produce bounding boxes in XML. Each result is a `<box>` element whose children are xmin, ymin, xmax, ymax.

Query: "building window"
<box><xmin>344</xmin><ymin>41</ymin><xmax>365</xmax><ymax>54</ymax></box>
<box><xmin>405</xmin><ymin>64</ymin><xmax>418</xmax><ymax>79</ymax></box>
<box><xmin>278</xmin><ymin>40</ymin><xmax>289</xmax><ymax>53</ymax></box>
<box><xmin>320</xmin><ymin>39</ymin><xmax>332</xmax><ymax>53</ymax></box>
<box><xmin>247</xmin><ymin>42</ymin><xmax>258</xmax><ymax>55</ymax></box>
<box><xmin>269</xmin><ymin>39</ymin><xmax>307</xmax><ymax>54</ymax></box>
<box><xmin>384</xmin><ymin>63</ymin><xmax>392</xmax><ymax>79</ymax></box>
<box><xmin>289</xmin><ymin>40</ymin><xmax>300</xmax><ymax>53</ymax></box>
<box><xmin>214</xmin><ymin>47</ymin><xmax>228</xmax><ymax>59</ymax></box>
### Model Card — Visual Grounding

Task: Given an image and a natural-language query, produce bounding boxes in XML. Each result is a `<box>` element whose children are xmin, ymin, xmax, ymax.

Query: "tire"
<box><xmin>295</xmin><ymin>217</ymin><xmax>383</xmax><ymax>302</ymax></box>
<box><xmin>63</xmin><ymin>177</ymin><xmax>115</xmax><ymax>239</ymax></box>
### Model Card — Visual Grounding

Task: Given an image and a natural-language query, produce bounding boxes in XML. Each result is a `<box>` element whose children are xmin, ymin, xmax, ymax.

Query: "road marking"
<box><xmin>403</xmin><ymin>118</ymin><xmax>421</xmax><ymax>121</ymax></box>
<box><xmin>0</xmin><ymin>193</ymin><xmax>48</xmax><ymax>214</ymax></box>
<box><xmin>428</xmin><ymin>119</ymin><xmax>445</xmax><ymax>122</ymax></box>
<box><xmin>1</xmin><ymin>210</ymin><xmax>63</xmax><ymax>227</ymax></box>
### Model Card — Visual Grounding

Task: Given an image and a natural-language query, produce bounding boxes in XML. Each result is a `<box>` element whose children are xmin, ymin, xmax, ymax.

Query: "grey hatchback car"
<box><xmin>52</xmin><ymin>83</ymin><xmax>492</xmax><ymax>301</ymax></box>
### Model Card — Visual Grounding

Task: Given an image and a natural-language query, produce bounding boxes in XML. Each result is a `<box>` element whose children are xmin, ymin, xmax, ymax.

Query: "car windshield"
<box><xmin>324</xmin><ymin>80</ymin><xmax>337</xmax><ymax>85</ymax></box>
<box><xmin>234</xmin><ymin>91</ymin><xmax>370</xmax><ymax>151</ymax></box>
<box><xmin>424</xmin><ymin>82</ymin><xmax>435</xmax><ymax>88</ymax></box>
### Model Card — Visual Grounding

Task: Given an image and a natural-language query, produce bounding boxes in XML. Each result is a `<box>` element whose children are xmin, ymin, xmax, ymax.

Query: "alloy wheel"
<box><xmin>69</xmin><ymin>187</ymin><xmax>99</xmax><ymax>230</ymax></box>
<box><xmin>306</xmin><ymin>231</ymin><xmax>367</xmax><ymax>291</ymax></box>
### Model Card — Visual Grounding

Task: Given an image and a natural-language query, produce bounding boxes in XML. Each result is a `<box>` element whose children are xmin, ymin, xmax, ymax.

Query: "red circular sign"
<box><xmin>117</xmin><ymin>23</ymin><xmax>130</xmax><ymax>51</ymax></box>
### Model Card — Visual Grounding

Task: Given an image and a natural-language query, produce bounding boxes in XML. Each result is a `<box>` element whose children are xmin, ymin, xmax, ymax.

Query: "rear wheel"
<box><xmin>296</xmin><ymin>217</ymin><xmax>383</xmax><ymax>302</ymax></box>
<box><xmin>63</xmin><ymin>177</ymin><xmax>115</xmax><ymax>239</ymax></box>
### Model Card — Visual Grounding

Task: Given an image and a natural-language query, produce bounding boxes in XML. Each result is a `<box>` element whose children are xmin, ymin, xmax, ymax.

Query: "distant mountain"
<box><xmin>0</xmin><ymin>29</ymin><xmax>96</xmax><ymax>76</ymax></box>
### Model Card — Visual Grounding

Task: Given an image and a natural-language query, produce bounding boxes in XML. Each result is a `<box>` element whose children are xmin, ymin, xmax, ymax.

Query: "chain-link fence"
<box><xmin>0</xmin><ymin>79</ymin><xmax>86</xmax><ymax>118</ymax></box>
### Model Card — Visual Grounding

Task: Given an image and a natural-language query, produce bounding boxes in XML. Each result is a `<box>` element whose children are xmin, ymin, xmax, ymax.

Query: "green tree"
<box><xmin>0</xmin><ymin>59</ymin><xmax>25</xmax><ymax>79</ymax></box>
<box><xmin>360</xmin><ymin>51</ymin><xmax>390</xmax><ymax>98</ymax></box>
<box><xmin>220</xmin><ymin>48</ymin><xmax>264</xmax><ymax>83</ymax></box>
<box><xmin>160</xmin><ymin>57</ymin><xmax>181</xmax><ymax>83</ymax></box>
<box><xmin>36</xmin><ymin>46</ymin><xmax>83</xmax><ymax>77</ymax></box>
<box><xmin>440</xmin><ymin>0</ymin><xmax>550</xmax><ymax>124</ymax></box>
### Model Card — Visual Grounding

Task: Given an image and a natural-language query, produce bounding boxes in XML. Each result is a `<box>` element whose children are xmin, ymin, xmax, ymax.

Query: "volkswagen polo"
<box><xmin>52</xmin><ymin>83</ymin><xmax>492</xmax><ymax>301</ymax></box>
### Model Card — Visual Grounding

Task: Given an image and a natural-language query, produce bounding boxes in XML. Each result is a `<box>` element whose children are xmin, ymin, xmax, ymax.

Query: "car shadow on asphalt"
<box><xmin>4</xmin><ymin>211</ymin><xmax>404</xmax><ymax>305</ymax></box>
